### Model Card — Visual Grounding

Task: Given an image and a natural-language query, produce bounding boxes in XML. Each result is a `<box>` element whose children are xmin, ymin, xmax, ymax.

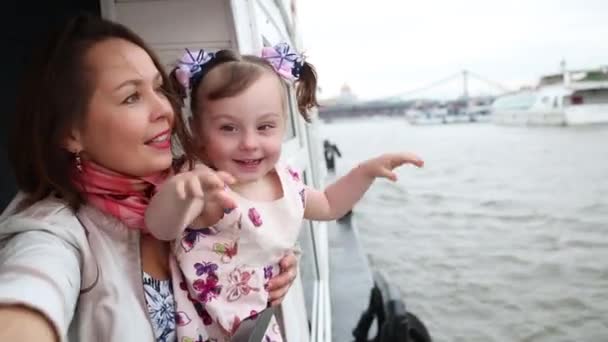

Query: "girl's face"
<box><xmin>64</xmin><ymin>38</ymin><xmax>174</xmax><ymax>177</ymax></box>
<box><xmin>198</xmin><ymin>72</ymin><xmax>286</xmax><ymax>184</ymax></box>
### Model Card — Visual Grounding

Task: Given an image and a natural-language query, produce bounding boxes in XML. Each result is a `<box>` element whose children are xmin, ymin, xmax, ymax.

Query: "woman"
<box><xmin>0</xmin><ymin>14</ymin><xmax>297</xmax><ymax>341</ymax></box>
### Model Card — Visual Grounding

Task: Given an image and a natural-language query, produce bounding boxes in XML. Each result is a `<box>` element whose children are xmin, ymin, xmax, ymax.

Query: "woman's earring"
<box><xmin>75</xmin><ymin>151</ymin><xmax>83</xmax><ymax>173</ymax></box>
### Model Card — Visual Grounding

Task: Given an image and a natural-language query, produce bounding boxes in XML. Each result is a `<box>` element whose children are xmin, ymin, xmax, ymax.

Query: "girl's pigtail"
<box><xmin>295</xmin><ymin>61</ymin><xmax>319</xmax><ymax>122</ymax></box>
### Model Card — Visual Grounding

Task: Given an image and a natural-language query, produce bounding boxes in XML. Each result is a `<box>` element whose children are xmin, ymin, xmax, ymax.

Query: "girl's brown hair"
<box><xmin>9</xmin><ymin>14</ymin><xmax>195</xmax><ymax>211</ymax></box>
<box><xmin>169</xmin><ymin>48</ymin><xmax>319</xmax><ymax>123</ymax></box>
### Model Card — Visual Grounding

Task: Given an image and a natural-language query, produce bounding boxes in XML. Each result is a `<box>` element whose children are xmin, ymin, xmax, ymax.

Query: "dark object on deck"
<box><xmin>353</xmin><ymin>271</ymin><xmax>432</xmax><ymax>342</ymax></box>
<box><xmin>231</xmin><ymin>307</ymin><xmax>276</xmax><ymax>342</ymax></box>
<box><xmin>323</xmin><ymin>139</ymin><xmax>342</xmax><ymax>173</ymax></box>
<box><xmin>337</xmin><ymin>209</ymin><xmax>353</xmax><ymax>223</ymax></box>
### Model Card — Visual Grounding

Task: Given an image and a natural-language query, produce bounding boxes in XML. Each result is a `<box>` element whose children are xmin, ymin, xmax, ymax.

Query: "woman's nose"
<box><xmin>149</xmin><ymin>91</ymin><xmax>173</xmax><ymax>122</ymax></box>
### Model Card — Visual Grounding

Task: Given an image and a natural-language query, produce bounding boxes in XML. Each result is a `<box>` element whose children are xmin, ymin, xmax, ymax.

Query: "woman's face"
<box><xmin>65</xmin><ymin>38</ymin><xmax>174</xmax><ymax>177</ymax></box>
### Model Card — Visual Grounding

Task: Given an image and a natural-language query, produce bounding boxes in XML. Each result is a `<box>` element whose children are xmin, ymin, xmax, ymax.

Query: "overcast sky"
<box><xmin>297</xmin><ymin>0</ymin><xmax>608</xmax><ymax>101</ymax></box>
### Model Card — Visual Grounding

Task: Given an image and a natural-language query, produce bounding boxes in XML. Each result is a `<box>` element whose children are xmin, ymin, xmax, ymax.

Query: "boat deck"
<box><xmin>329</xmin><ymin>213</ymin><xmax>375</xmax><ymax>341</ymax></box>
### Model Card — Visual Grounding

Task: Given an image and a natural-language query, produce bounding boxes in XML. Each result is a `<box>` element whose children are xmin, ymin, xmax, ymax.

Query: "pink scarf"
<box><xmin>75</xmin><ymin>160</ymin><xmax>169</xmax><ymax>232</ymax></box>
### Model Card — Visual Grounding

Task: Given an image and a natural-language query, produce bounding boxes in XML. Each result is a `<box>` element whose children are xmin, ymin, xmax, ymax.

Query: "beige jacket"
<box><xmin>0</xmin><ymin>193</ymin><xmax>157</xmax><ymax>341</ymax></box>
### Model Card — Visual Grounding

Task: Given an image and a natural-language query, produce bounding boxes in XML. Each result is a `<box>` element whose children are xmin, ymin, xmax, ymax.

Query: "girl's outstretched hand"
<box><xmin>146</xmin><ymin>164</ymin><xmax>237</xmax><ymax>240</ymax></box>
<box><xmin>360</xmin><ymin>152</ymin><xmax>424</xmax><ymax>181</ymax></box>
<box><xmin>173</xmin><ymin>164</ymin><xmax>237</xmax><ymax>226</ymax></box>
<box><xmin>173</xmin><ymin>164</ymin><xmax>235</xmax><ymax>201</ymax></box>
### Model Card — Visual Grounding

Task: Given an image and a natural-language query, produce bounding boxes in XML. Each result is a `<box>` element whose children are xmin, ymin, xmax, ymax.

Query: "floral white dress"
<box><xmin>171</xmin><ymin>163</ymin><xmax>306</xmax><ymax>342</ymax></box>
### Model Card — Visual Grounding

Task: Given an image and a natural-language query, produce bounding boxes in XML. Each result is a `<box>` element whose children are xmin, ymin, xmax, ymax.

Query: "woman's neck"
<box><xmin>140</xmin><ymin>234</ymin><xmax>171</xmax><ymax>280</ymax></box>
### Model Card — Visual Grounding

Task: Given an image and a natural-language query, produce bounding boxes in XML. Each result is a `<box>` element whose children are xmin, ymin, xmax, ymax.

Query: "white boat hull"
<box><xmin>492</xmin><ymin>71</ymin><xmax>608</xmax><ymax>127</ymax></box>
<box><xmin>492</xmin><ymin>110</ymin><xmax>565</xmax><ymax>126</ymax></box>
<box><xmin>564</xmin><ymin>104</ymin><xmax>608</xmax><ymax>125</ymax></box>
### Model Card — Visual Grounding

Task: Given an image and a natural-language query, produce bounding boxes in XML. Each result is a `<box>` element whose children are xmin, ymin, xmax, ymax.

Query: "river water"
<box><xmin>320</xmin><ymin>119</ymin><xmax>608</xmax><ymax>342</ymax></box>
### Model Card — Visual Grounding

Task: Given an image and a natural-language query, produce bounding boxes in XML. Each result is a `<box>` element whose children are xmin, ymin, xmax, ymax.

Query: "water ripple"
<box><xmin>323</xmin><ymin>120</ymin><xmax>608</xmax><ymax>342</ymax></box>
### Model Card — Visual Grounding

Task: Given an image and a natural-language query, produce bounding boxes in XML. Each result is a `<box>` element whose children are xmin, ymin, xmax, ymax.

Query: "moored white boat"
<box><xmin>492</xmin><ymin>67</ymin><xmax>608</xmax><ymax>126</ymax></box>
<box><xmin>563</xmin><ymin>81</ymin><xmax>608</xmax><ymax>124</ymax></box>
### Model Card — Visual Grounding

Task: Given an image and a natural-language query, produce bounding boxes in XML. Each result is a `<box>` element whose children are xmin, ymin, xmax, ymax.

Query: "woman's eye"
<box><xmin>123</xmin><ymin>92</ymin><xmax>140</xmax><ymax>104</ymax></box>
<box><xmin>155</xmin><ymin>86</ymin><xmax>166</xmax><ymax>95</ymax></box>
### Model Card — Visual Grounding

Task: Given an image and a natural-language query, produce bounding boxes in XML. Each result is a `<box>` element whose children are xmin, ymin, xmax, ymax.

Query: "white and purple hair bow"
<box><xmin>261</xmin><ymin>42</ymin><xmax>305</xmax><ymax>81</ymax></box>
<box><xmin>175</xmin><ymin>48</ymin><xmax>215</xmax><ymax>89</ymax></box>
<box><xmin>175</xmin><ymin>43</ymin><xmax>304</xmax><ymax>90</ymax></box>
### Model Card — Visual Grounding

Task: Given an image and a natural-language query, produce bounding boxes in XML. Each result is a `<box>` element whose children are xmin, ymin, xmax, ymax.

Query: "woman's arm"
<box><xmin>267</xmin><ymin>252</ymin><xmax>298</xmax><ymax>307</ymax></box>
<box><xmin>304</xmin><ymin>152</ymin><xmax>424</xmax><ymax>220</ymax></box>
<box><xmin>0</xmin><ymin>230</ymin><xmax>81</xmax><ymax>342</ymax></box>
<box><xmin>0</xmin><ymin>305</ymin><xmax>57</xmax><ymax>342</ymax></box>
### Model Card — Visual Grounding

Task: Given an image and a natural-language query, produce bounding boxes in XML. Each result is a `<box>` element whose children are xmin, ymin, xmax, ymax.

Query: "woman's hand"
<box><xmin>267</xmin><ymin>252</ymin><xmax>298</xmax><ymax>306</ymax></box>
<box><xmin>360</xmin><ymin>152</ymin><xmax>424</xmax><ymax>181</ymax></box>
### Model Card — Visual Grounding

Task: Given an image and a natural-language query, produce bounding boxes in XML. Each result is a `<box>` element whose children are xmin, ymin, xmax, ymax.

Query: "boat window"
<box><xmin>492</xmin><ymin>92</ymin><xmax>536</xmax><ymax>110</ymax></box>
<box><xmin>255</xmin><ymin>5</ymin><xmax>288</xmax><ymax>46</ymax></box>
<box><xmin>297</xmin><ymin>171</ymin><xmax>319</xmax><ymax>323</ymax></box>
<box><xmin>260</xmin><ymin>34</ymin><xmax>296</xmax><ymax>141</ymax></box>
<box><xmin>571</xmin><ymin>95</ymin><xmax>584</xmax><ymax>105</ymax></box>
<box><xmin>283</xmin><ymin>83</ymin><xmax>297</xmax><ymax>140</ymax></box>
<box><xmin>298</xmin><ymin>221</ymin><xmax>318</xmax><ymax>322</ymax></box>
<box><xmin>568</xmin><ymin>89</ymin><xmax>608</xmax><ymax>105</ymax></box>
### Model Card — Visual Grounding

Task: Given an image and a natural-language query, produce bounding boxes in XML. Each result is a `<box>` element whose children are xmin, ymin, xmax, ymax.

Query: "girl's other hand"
<box><xmin>361</xmin><ymin>152</ymin><xmax>424</xmax><ymax>181</ymax></box>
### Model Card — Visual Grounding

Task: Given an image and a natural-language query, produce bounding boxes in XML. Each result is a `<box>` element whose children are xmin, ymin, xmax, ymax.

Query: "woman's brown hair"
<box><xmin>169</xmin><ymin>48</ymin><xmax>319</xmax><ymax>123</ymax></box>
<box><xmin>9</xmin><ymin>13</ymin><xmax>195</xmax><ymax>211</ymax></box>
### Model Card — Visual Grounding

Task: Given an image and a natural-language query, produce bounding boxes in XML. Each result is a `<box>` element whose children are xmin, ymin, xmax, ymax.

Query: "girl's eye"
<box><xmin>123</xmin><ymin>92</ymin><xmax>140</xmax><ymax>104</ymax></box>
<box><xmin>220</xmin><ymin>125</ymin><xmax>237</xmax><ymax>132</ymax></box>
<box><xmin>258</xmin><ymin>124</ymin><xmax>276</xmax><ymax>131</ymax></box>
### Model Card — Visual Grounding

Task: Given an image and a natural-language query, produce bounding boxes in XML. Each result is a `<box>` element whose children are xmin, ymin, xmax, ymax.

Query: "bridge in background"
<box><xmin>318</xmin><ymin>70</ymin><xmax>509</xmax><ymax>121</ymax></box>
<box><xmin>318</xmin><ymin>101</ymin><xmax>416</xmax><ymax>120</ymax></box>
